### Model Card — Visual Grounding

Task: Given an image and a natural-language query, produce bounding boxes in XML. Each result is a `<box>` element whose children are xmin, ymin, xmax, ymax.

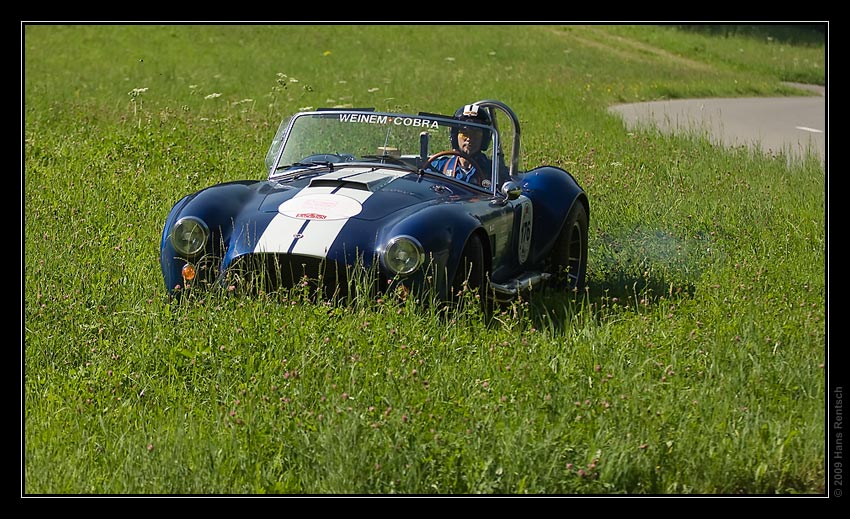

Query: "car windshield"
<box><xmin>265</xmin><ymin>109</ymin><xmax>500</xmax><ymax>189</ymax></box>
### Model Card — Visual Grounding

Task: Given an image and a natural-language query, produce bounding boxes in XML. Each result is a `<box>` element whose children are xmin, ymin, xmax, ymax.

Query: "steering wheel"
<box><xmin>424</xmin><ymin>150</ymin><xmax>489</xmax><ymax>187</ymax></box>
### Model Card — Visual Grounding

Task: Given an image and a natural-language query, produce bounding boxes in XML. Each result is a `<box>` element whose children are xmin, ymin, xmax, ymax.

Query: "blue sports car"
<box><xmin>159</xmin><ymin>100</ymin><xmax>589</xmax><ymax>304</ymax></box>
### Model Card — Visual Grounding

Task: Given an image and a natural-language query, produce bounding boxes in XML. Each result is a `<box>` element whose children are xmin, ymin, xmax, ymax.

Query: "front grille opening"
<box><xmin>225</xmin><ymin>253</ymin><xmax>385</xmax><ymax>303</ymax></box>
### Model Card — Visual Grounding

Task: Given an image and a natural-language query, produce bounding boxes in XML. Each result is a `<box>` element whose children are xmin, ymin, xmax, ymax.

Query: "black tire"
<box><xmin>548</xmin><ymin>201</ymin><xmax>588</xmax><ymax>291</ymax></box>
<box><xmin>450</xmin><ymin>234</ymin><xmax>492</xmax><ymax>313</ymax></box>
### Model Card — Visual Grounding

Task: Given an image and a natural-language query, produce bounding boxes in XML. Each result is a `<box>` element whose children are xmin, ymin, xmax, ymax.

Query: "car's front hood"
<box><xmin>251</xmin><ymin>167</ymin><xmax>434</xmax><ymax>258</ymax></box>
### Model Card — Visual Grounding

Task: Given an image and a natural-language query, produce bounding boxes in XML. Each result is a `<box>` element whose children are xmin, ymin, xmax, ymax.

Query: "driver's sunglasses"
<box><xmin>458</xmin><ymin>127</ymin><xmax>483</xmax><ymax>138</ymax></box>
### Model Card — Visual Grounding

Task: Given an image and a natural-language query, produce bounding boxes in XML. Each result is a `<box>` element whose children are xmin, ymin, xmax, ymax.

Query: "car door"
<box><xmin>481</xmin><ymin>193</ymin><xmax>533</xmax><ymax>283</ymax></box>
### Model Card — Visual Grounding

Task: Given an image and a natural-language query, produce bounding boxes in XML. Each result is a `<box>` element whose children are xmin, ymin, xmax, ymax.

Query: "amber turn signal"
<box><xmin>181</xmin><ymin>263</ymin><xmax>197</xmax><ymax>281</ymax></box>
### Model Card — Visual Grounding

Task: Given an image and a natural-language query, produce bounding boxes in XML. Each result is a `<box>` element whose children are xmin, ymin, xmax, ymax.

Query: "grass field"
<box><xmin>23</xmin><ymin>24</ymin><xmax>828</xmax><ymax>495</ymax></box>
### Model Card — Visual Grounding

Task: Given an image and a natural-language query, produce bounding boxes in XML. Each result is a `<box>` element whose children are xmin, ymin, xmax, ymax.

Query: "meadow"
<box><xmin>23</xmin><ymin>24</ymin><xmax>827</xmax><ymax>495</ymax></box>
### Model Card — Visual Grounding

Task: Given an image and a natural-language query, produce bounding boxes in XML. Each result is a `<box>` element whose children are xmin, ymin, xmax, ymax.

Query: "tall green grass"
<box><xmin>23</xmin><ymin>24</ymin><xmax>826</xmax><ymax>494</ymax></box>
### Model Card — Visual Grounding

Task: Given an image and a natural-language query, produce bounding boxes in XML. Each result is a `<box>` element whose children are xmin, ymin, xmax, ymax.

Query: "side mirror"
<box><xmin>501</xmin><ymin>181</ymin><xmax>522</xmax><ymax>200</ymax></box>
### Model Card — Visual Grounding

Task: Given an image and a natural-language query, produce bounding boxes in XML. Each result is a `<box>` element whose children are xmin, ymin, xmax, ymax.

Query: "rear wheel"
<box><xmin>547</xmin><ymin>201</ymin><xmax>588</xmax><ymax>291</ymax></box>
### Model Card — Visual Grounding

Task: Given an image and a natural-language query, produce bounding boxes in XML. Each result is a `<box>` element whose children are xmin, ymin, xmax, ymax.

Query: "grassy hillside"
<box><xmin>23</xmin><ymin>24</ymin><xmax>827</xmax><ymax>495</ymax></box>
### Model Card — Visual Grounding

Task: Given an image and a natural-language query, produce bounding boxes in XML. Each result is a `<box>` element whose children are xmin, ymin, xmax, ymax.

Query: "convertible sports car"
<box><xmin>160</xmin><ymin>100</ymin><xmax>589</xmax><ymax>305</ymax></box>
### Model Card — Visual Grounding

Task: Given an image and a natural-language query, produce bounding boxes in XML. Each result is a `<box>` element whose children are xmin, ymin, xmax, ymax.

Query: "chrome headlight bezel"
<box><xmin>170</xmin><ymin>216</ymin><xmax>209</xmax><ymax>257</ymax></box>
<box><xmin>381</xmin><ymin>235</ymin><xmax>424</xmax><ymax>277</ymax></box>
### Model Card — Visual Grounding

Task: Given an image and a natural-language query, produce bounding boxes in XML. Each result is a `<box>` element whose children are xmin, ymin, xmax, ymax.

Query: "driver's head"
<box><xmin>456</xmin><ymin>125</ymin><xmax>484</xmax><ymax>156</ymax></box>
<box><xmin>451</xmin><ymin>103</ymin><xmax>492</xmax><ymax>152</ymax></box>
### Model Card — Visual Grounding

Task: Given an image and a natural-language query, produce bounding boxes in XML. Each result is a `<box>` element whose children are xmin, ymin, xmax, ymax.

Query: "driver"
<box><xmin>432</xmin><ymin>104</ymin><xmax>497</xmax><ymax>188</ymax></box>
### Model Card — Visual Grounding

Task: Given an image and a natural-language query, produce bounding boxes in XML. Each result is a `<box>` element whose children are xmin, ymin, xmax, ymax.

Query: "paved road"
<box><xmin>608</xmin><ymin>82</ymin><xmax>826</xmax><ymax>163</ymax></box>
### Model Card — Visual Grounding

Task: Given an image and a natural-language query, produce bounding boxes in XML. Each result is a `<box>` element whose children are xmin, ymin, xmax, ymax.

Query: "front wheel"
<box><xmin>450</xmin><ymin>234</ymin><xmax>493</xmax><ymax>315</ymax></box>
<box><xmin>547</xmin><ymin>201</ymin><xmax>588</xmax><ymax>292</ymax></box>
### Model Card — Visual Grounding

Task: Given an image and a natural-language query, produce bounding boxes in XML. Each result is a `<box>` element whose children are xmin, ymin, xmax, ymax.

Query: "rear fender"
<box><xmin>519</xmin><ymin>166</ymin><xmax>587</xmax><ymax>265</ymax></box>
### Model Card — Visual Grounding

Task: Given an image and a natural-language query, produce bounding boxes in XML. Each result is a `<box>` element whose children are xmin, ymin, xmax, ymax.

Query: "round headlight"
<box><xmin>382</xmin><ymin>235</ymin><xmax>424</xmax><ymax>276</ymax></box>
<box><xmin>171</xmin><ymin>217</ymin><xmax>209</xmax><ymax>257</ymax></box>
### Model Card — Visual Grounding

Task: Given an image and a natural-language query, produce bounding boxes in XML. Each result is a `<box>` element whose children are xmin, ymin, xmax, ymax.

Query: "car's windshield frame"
<box><xmin>266</xmin><ymin>109</ymin><xmax>502</xmax><ymax>193</ymax></box>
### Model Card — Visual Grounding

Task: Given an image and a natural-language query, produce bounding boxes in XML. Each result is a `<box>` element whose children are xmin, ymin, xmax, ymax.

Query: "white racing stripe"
<box><xmin>254</xmin><ymin>169</ymin><xmax>405</xmax><ymax>258</ymax></box>
<box><xmin>254</xmin><ymin>215</ymin><xmax>310</xmax><ymax>253</ymax></box>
